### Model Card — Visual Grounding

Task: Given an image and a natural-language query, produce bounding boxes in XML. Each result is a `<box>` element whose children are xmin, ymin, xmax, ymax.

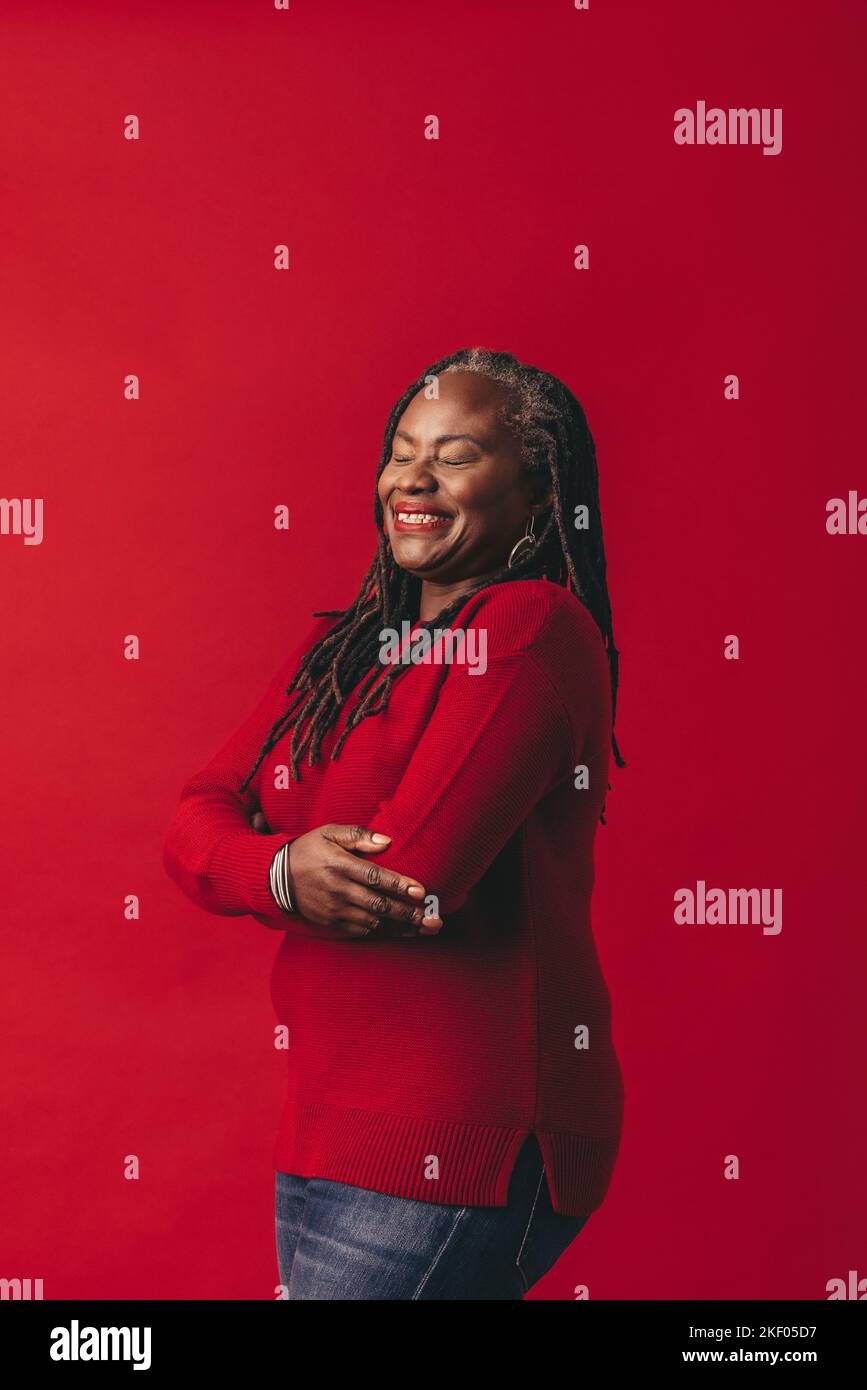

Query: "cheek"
<box><xmin>377</xmin><ymin>481</ymin><xmax>392</xmax><ymax>519</ymax></box>
<box><xmin>379</xmin><ymin>463</ymin><xmax>402</xmax><ymax>497</ymax></box>
<box><xmin>462</xmin><ymin>491</ymin><xmax>516</xmax><ymax>533</ymax></box>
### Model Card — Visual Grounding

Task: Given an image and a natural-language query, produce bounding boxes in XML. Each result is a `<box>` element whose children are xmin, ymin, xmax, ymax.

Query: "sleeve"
<box><xmin>162</xmin><ymin>619</ymin><xmax>331</xmax><ymax>920</ymax></box>
<box><xmin>366</xmin><ymin>649</ymin><xmax>578</xmax><ymax>919</ymax></box>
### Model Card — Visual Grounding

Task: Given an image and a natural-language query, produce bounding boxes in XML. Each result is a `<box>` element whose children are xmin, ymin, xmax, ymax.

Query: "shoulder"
<box><xmin>449</xmin><ymin>578</ymin><xmax>604</xmax><ymax>665</ymax></box>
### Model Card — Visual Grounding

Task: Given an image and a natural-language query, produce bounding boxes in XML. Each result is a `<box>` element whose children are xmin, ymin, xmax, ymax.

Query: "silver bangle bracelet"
<box><xmin>269</xmin><ymin>842</ymin><xmax>297</xmax><ymax>915</ymax></box>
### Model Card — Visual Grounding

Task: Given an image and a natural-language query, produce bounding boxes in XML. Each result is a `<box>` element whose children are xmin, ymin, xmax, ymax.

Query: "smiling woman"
<box><xmin>380</xmin><ymin>376</ymin><xmax>552</xmax><ymax>624</ymax></box>
<box><xmin>163</xmin><ymin>345</ymin><xmax>627</xmax><ymax>1301</ymax></box>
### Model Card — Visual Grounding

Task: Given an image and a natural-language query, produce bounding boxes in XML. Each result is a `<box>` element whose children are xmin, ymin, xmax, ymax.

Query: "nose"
<box><xmin>393</xmin><ymin>460</ymin><xmax>440</xmax><ymax>496</ymax></box>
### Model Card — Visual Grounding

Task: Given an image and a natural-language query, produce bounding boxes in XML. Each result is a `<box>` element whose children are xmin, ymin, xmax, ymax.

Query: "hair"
<box><xmin>239</xmin><ymin>347</ymin><xmax>626</xmax><ymax>821</ymax></box>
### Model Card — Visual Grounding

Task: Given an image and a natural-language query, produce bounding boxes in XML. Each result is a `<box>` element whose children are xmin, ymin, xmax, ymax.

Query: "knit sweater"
<box><xmin>163</xmin><ymin>577</ymin><xmax>625</xmax><ymax>1216</ymax></box>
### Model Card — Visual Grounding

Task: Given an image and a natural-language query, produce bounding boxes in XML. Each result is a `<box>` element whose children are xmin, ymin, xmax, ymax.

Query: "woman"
<box><xmin>163</xmin><ymin>346</ymin><xmax>626</xmax><ymax>1300</ymax></box>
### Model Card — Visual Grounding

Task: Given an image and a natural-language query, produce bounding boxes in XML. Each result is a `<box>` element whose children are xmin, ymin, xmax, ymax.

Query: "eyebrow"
<box><xmin>394</xmin><ymin>430</ymin><xmax>486</xmax><ymax>448</ymax></box>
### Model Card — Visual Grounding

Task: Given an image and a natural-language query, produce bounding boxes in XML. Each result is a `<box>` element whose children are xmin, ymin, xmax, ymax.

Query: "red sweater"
<box><xmin>163</xmin><ymin>578</ymin><xmax>624</xmax><ymax>1216</ymax></box>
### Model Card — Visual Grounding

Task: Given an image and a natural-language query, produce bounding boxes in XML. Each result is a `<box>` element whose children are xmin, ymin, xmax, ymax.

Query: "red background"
<box><xmin>1</xmin><ymin>0</ymin><xmax>864</xmax><ymax>1299</ymax></box>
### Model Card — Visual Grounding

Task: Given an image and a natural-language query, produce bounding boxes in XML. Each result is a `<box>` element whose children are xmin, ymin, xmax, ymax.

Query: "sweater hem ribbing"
<box><xmin>272</xmin><ymin>1099</ymin><xmax>620</xmax><ymax>1218</ymax></box>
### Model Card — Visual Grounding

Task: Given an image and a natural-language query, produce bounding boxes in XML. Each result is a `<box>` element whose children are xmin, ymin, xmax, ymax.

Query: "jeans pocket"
<box><xmin>515</xmin><ymin>1189</ymin><xmax>588</xmax><ymax>1295</ymax></box>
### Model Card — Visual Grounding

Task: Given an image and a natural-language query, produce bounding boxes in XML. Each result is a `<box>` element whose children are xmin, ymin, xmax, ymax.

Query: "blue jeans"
<box><xmin>274</xmin><ymin>1133</ymin><xmax>589</xmax><ymax>1300</ymax></box>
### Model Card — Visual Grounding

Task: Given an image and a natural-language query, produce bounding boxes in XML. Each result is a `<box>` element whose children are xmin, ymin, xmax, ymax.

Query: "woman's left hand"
<box><xmin>247</xmin><ymin>807</ymin><xmax>436</xmax><ymax>940</ymax></box>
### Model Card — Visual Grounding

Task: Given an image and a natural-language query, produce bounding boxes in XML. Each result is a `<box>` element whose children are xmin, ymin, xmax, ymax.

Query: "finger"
<box><xmin>331</xmin><ymin>912</ymin><xmax>384</xmax><ymax>939</ymax></box>
<box><xmin>384</xmin><ymin>916</ymin><xmax>442</xmax><ymax>939</ymax></box>
<box><xmin>332</xmin><ymin>846</ymin><xmax>428</xmax><ymax>905</ymax></box>
<box><xmin>321</xmin><ymin>827</ymin><xmax>429</xmax><ymax>902</ymax></box>
<box><xmin>338</xmin><ymin>884</ymin><xmax>441</xmax><ymax>929</ymax></box>
<box><xmin>333</xmin><ymin>909</ymin><xmax>444</xmax><ymax>940</ymax></box>
<box><xmin>321</xmin><ymin>823</ymin><xmax>398</xmax><ymax>856</ymax></box>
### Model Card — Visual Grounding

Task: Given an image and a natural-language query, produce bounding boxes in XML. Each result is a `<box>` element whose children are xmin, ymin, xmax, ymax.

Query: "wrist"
<box><xmin>268</xmin><ymin>840</ymin><xmax>298</xmax><ymax>915</ymax></box>
<box><xmin>206</xmin><ymin>828</ymin><xmax>298</xmax><ymax>917</ymax></box>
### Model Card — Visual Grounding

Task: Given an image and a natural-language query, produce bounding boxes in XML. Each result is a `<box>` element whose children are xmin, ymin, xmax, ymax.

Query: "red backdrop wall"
<box><xmin>1</xmin><ymin>0</ymin><xmax>864</xmax><ymax>1300</ymax></box>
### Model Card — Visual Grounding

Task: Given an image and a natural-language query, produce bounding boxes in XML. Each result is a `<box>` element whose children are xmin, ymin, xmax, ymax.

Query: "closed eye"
<box><xmin>392</xmin><ymin>456</ymin><xmax>473</xmax><ymax>465</ymax></box>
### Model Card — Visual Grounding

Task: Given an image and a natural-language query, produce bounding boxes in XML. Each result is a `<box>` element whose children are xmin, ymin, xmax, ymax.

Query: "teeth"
<box><xmin>397</xmin><ymin>513</ymin><xmax>449</xmax><ymax>524</ymax></box>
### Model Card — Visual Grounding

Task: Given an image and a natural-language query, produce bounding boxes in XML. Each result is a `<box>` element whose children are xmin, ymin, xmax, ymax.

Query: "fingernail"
<box><xmin>407</xmin><ymin>885</ymin><xmax>424</xmax><ymax>897</ymax></box>
<box><xmin>370</xmin><ymin>833</ymin><xmax>390</xmax><ymax>843</ymax></box>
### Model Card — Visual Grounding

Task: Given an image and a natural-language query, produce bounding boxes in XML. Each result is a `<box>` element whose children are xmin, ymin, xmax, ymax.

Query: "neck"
<box><xmin>418</xmin><ymin>569</ymin><xmax>505</xmax><ymax>624</ymax></box>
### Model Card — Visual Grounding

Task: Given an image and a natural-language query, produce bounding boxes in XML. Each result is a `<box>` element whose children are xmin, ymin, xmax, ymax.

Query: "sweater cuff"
<box><xmin>206</xmin><ymin>830</ymin><xmax>299</xmax><ymax>916</ymax></box>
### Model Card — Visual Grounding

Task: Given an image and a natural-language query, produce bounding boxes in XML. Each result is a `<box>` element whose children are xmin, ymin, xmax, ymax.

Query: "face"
<box><xmin>377</xmin><ymin>371</ymin><xmax>550</xmax><ymax>588</ymax></box>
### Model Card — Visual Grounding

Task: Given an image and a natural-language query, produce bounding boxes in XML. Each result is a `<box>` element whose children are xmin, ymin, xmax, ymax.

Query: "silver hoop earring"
<box><xmin>507</xmin><ymin>513</ymin><xmax>536</xmax><ymax>569</ymax></box>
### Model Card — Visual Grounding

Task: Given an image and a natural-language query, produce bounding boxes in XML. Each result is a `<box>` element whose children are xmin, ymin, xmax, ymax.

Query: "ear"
<box><xmin>528</xmin><ymin>480</ymin><xmax>553</xmax><ymax>515</ymax></box>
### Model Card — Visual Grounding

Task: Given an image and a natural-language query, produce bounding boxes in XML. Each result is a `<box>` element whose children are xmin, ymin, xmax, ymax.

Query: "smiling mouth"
<box><xmin>392</xmin><ymin>508</ymin><xmax>454</xmax><ymax>531</ymax></box>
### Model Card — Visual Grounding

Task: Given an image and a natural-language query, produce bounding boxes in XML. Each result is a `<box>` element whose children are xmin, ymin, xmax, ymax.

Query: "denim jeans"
<box><xmin>274</xmin><ymin>1133</ymin><xmax>589</xmax><ymax>1300</ymax></box>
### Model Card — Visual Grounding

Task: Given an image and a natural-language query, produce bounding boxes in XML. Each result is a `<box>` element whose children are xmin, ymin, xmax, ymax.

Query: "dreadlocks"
<box><xmin>238</xmin><ymin>347</ymin><xmax>626</xmax><ymax>821</ymax></box>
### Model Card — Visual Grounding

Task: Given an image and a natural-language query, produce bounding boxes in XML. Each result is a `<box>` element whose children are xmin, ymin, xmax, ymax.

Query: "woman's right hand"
<box><xmin>285</xmin><ymin>824</ymin><xmax>443</xmax><ymax>939</ymax></box>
